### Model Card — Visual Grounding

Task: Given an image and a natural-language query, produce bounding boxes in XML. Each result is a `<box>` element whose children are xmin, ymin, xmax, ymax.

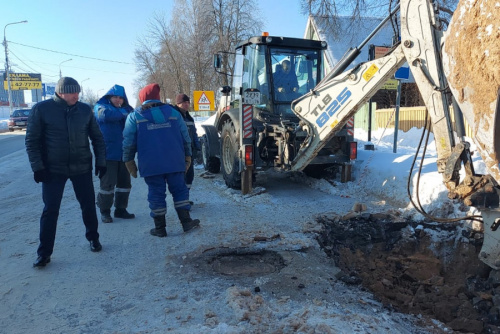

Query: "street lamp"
<box><xmin>81</xmin><ymin>78</ymin><xmax>89</xmax><ymax>99</ymax></box>
<box><xmin>59</xmin><ymin>58</ymin><xmax>72</xmax><ymax>78</ymax></box>
<box><xmin>3</xmin><ymin>20</ymin><xmax>28</xmax><ymax>115</ymax></box>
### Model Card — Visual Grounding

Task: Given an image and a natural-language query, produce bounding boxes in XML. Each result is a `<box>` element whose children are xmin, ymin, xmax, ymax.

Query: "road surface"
<box><xmin>0</xmin><ymin>131</ymin><xmax>26</xmax><ymax>158</ymax></box>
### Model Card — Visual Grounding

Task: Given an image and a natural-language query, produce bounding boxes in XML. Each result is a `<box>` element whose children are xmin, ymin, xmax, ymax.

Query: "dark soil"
<box><xmin>316</xmin><ymin>212</ymin><xmax>500</xmax><ymax>333</ymax></box>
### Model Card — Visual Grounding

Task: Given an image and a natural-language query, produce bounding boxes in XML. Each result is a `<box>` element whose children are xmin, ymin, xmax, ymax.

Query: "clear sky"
<box><xmin>1</xmin><ymin>0</ymin><xmax>308</xmax><ymax>106</ymax></box>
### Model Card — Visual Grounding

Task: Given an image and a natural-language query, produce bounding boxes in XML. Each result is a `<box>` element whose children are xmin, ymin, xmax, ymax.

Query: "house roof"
<box><xmin>305</xmin><ymin>15</ymin><xmax>413</xmax><ymax>82</ymax></box>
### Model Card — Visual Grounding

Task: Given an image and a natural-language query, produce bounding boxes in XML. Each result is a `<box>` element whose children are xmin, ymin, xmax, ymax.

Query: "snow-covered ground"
<box><xmin>0</xmin><ymin>118</ymin><xmax>8</xmax><ymax>132</ymax></box>
<box><xmin>0</xmin><ymin>115</ymin><xmax>484</xmax><ymax>333</ymax></box>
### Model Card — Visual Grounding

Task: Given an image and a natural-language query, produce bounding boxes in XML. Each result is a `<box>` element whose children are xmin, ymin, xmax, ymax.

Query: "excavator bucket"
<box><xmin>442</xmin><ymin>0</ymin><xmax>500</xmax><ymax>269</ymax></box>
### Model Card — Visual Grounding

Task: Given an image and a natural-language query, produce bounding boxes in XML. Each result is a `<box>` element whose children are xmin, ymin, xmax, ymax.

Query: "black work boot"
<box><xmin>150</xmin><ymin>216</ymin><xmax>167</xmax><ymax>237</ymax></box>
<box><xmin>114</xmin><ymin>208</ymin><xmax>135</xmax><ymax>219</ymax></box>
<box><xmin>176</xmin><ymin>209</ymin><xmax>200</xmax><ymax>232</ymax></box>
<box><xmin>101</xmin><ymin>209</ymin><xmax>113</xmax><ymax>223</ymax></box>
<box><xmin>33</xmin><ymin>256</ymin><xmax>51</xmax><ymax>268</ymax></box>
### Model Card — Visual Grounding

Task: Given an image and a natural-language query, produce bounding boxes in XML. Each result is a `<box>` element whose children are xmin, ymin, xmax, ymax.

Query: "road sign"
<box><xmin>382</xmin><ymin>79</ymin><xmax>398</xmax><ymax>90</ymax></box>
<box><xmin>3</xmin><ymin>73</ymin><xmax>42</xmax><ymax>90</ymax></box>
<box><xmin>395</xmin><ymin>66</ymin><xmax>410</xmax><ymax>80</ymax></box>
<box><xmin>193</xmin><ymin>91</ymin><xmax>215</xmax><ymax>111</ymax></box>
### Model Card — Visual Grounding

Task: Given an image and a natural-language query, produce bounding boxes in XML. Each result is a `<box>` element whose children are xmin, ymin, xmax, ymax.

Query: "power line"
<box><xmin>8</xmin><ymin>40</ymin><xmax>135</xmax><ymax>65</ymax></box>
<box><xmin>6</xmin><ymin>44</ymin><xmax>135</xmax><ymax>77</ymax></box>
<box><xmin>9</xmin><ymin>50</ymin><xmax>46</xmax><ymax>74</ymax></box>
<box><xmin>7</xmin><ymin>44</ymin><xmax>59</xmax><ymax>75</ymax></box>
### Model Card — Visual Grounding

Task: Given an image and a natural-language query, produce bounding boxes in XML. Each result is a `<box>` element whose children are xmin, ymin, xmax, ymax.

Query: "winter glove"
<box><xmin>185</xmin><ymin>156</ymin><xmax>192</xmax><ymax>173</ymax></box>
<box><xmin>125</xmin><ymin>160</ymin><xmax>138</xmax><ymax>178</ymax></box>
<box><xmin>34</xmin><ymin>169</ymin><xmax>49</xmax><ymax>183</ymax></box>
<box><xmin>95</xmin><ymin>165</ymin><xmax>107</xmax><ymax>179</ymax></box>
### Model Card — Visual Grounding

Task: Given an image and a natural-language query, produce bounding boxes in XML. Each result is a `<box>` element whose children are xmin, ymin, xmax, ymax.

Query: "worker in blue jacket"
<box><xmin>122</xmin><ymin>83</ymin><xmax>200</xmax><ymax>237</ymax></box>
<box><xmin>94</xmin><ymin>85</ymin><xmax>135</xmax><ymax>223</ymax></box>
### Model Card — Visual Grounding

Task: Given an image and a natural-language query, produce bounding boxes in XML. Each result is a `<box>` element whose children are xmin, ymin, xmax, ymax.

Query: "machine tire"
<box><xmin>201</xmin><ymin>135</ymin><xmax>220</xmax><ymax>173</ymax></box>
<box><xmin>220</xmin><ymin>120</ymin><xmax>241</xmax><ymax>189</ymax></box>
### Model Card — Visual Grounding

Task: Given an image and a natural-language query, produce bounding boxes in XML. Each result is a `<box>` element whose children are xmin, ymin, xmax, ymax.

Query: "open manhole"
<box><xmin>205</xmin><ymin>249</ymin><xmax>286</xmax><ymax>277</ymax></box>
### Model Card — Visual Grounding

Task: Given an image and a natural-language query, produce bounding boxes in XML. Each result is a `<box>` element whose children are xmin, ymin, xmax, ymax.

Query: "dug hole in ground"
<box><xmin>1</xmin><ymin>124</ymin><xmax>498</xmax><ymax>334</ymax></box>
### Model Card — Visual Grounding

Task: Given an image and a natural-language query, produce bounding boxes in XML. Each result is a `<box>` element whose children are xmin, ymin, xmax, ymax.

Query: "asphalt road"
<box><xmin>0</xmin><ymin>131</ymin><xmax>26</xmax><ymax>158</ymax></box>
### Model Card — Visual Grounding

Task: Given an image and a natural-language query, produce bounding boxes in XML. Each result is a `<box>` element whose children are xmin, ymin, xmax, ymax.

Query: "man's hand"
<box><xmin>95</xmin><ymin>165</ymin><xmax>107</xmax><ymax>178</ymax></box>
<box><xmin>125</xmin><ymin>160</ymin><xmax>138</xmax><ymax>178</ymax></box>
<box><xmin>185</xmin><ymin>156</ymin><xmax>192</xmax><ymax>173</ymax></box>
<box><xmin>34</xmin><ymin>169</ymin><xmax>49</xmax><ymax>183</ymax></box>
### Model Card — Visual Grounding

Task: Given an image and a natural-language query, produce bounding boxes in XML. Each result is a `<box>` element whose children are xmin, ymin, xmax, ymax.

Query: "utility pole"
<box><xmin>3</xmin><ymin>20</ymin><xmax>27</xmax><ymax>115</ymax></box>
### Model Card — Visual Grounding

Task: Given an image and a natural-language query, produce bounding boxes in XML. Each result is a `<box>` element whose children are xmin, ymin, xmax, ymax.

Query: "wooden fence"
<box><xmin>354</xmin><ymin>104</ymin><xmax>473</xmax><ymax>138</ymax></box>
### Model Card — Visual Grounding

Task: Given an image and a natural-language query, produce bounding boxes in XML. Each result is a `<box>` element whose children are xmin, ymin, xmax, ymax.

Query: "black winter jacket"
<box><xmin>25</xmin><ymin>95</ymin><xmax>106</xmax><ymax>176</ymax></box>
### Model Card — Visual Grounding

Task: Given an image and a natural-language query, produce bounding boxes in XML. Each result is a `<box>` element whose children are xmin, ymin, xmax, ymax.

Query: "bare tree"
<box><xmin>134</xmin><ymin>12</ymin><xmax>185</xmax><ymax>102</ymax></box>
<box><xmin>80</xmin><ymin>88</ymin><xmax>100</xmax><ymax>109</ymax></box>
<box><xmin>301</xmin><ymin>0</ymin><xmax>458</xmax><ymax>29</ymax></box>
<box><xmin>210</xmin><ymin>0</ymin><xmax>262</xmax><ymax>87</ymax></box>
<box><xmin>134</xmin><ymin>0</ymin><xmax>262</xmax><ymax>102</ymax></box>
<box><xmin>171</xmin><ymin>0</ymin><xmax>216</xmax><ymax>95</ymax></box>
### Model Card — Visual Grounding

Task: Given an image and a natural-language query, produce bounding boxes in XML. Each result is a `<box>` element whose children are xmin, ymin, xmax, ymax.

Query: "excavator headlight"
<box><xmin>321</xmin><ymin>41</ymin><xmax>327</xmax><ymax>48</ymax></box>
<box><xmin>266</xmin><ymin>36</ymin><xmax>273</xmax><ymax>43</ymax></box>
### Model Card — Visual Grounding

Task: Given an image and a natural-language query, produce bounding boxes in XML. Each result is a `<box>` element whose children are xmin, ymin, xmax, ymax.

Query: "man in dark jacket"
<box><xmin>94</xmin><ymin>85</ymin><xmax>135</xmax><ymax>223</ymax></box>
<box><xmin>175</xmin><ymin>93</ymin><xmax>201</xmax><ymax>205</ymax></box>
<box><xmin>273</xmin><ymin>59</ymin><xmax>299</xmax><ymax>101</ymax></box>
<box><xmin>26</xmin><ymin>77</ymin><xmax>107</xmax><ymax>268</ymax></box>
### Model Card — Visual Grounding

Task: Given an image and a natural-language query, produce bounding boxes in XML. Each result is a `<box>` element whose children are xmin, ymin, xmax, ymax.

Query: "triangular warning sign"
<box><xmin>198</xmin><ymin>92</ymin><xmax>210</xmax><ymax>104</ymax></box>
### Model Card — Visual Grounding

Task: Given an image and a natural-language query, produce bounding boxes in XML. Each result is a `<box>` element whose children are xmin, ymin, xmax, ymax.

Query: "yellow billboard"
<box><xmin>3</xmin><ymin>73</ymin><xmax>42</xmax><ymax>90</ymax></box>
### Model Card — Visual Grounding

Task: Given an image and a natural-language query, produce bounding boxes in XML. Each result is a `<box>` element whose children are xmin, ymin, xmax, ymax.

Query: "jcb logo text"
<box><xmin>314</xmin><ymin>88</ymin><xmax>352</xmax><ymax>127</ymax></box>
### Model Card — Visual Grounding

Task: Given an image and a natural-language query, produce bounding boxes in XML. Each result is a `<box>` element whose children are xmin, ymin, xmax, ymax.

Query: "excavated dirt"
<box><xmin>316</xmin><ymin>212</ymin><xmax>500</xmax><ymax>333</ymax></box>
<box><xmin>444</xmin><ymin>0</ymin><xmax>500</xmax><ymax>119</ymax></box>
<box><xmin>443</xmin><ymin>0</ymin><xmax>500</xmax><ymax>183</ymax></box>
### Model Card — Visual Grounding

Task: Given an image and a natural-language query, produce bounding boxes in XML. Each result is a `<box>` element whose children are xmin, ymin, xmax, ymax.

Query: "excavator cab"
<box><xmin>228</xmin><ymin>35</ymin><xmax>325</xmax><ymax>122</ymax></box>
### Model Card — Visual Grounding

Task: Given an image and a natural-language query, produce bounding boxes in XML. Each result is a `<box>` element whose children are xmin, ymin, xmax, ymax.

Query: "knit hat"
<box><xmin>139</xmin><ymin>83</ymin><xmax>161</xmax><ymax>103</ymax></box>
<box><xmin>176</xmin><ymin>93</ymin><xmax>190</xmax><ymax>104</ymax></box>
<box><xmin>55</xmin><ymin>77</ymin><xmax>81</xmax><ymax>94</ymax></box>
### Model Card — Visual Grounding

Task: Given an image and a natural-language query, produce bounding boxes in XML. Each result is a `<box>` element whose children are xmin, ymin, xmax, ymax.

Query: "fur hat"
<box><xmin>175</xmin><ymin>93</ymin><xmax>190</xmax><ymax>104</ymax></box>
<box><xmin>139</xmin><ymin>83</ymin><xmax>161</xmax><ymax>103</ymax></box>
<box><xmin>55</xmin><ymin>77</ymin><xmax>81</xmax><ymax>94</ymax></box>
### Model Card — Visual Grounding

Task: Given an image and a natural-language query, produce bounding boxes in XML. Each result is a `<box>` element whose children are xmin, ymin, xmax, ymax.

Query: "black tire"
<box><xmin>201</xmin><ymin>135</ymin><xmax>220</xmax><ymax>173</ymax></box>
<box><xmin>220</xmin><ymin>120</ymin><xmax>241</xmax><ymax>189</ymax></box>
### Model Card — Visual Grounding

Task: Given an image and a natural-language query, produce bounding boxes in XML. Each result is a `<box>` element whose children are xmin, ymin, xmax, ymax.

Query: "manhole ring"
<box><xmin>208</xmin><ymin>250</ymin><xmax>286</xmax><ymax>276</ymax></box>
